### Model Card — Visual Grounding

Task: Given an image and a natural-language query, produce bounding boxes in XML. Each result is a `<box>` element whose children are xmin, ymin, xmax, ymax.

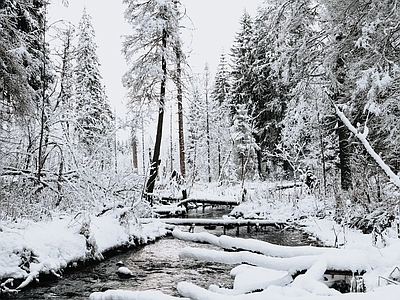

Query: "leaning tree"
<box><xmin>122</xmin><ymin>0</ymin><xmax>183</xmax><ymax>198</ymax></box>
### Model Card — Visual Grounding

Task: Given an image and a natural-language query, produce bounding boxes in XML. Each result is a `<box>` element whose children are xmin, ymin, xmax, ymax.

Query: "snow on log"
<box><xmin>209</xmin><ymin>265</ymin><xmax>292</xmax><ymax>295</ymax></box>
<box><xmin>334</xmin><ymin>103</ymin><xmax>400</xmax><ymax>188</ymax></box>
<box><xmin>179</xmin><ymin>246</ymin><xmax>381</xmax><ymax>274</ymax></box>
<box><xmin>89</xmin><ymin>289</ymin><xmax>187</xmax><ymax>300</ymax></box>
<box><xmin>178</xmin><ymin>281</ymin><xmax>400</xmax><ymax>300</ymax></box>
<box><xmin>176</xmin><ymin>197</ymin><xmax>241</xmax><ymax>206</ymax></box>
<box><xmin>179</xmin><ymin>246</ymin><xmax>317</xmax><ymax>273</ymax></box>
<box><xmin>172</xmin><ymin>228</ymin><xmax>222</xmax><ymax>247</ymax></box>
<box><xmin>218</xmin><ymin>235</ymin><xmax>335</xmax><ymax>257</ymax></box>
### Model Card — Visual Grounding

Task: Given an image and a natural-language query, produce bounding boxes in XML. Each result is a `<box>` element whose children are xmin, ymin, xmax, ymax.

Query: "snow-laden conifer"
<box><xmin>75</xmin><ymin>8</ymin><xmax>113</xmax><ymax>156</ymax></box>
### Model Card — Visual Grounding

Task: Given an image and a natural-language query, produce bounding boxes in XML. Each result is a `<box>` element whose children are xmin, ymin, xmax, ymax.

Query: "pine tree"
<box><xmin>231</xmin><ymin>104</ymin><xmax>259</xmax><ymax>187</ymax></box>
<box><xmin>75</xmin><ymin>8</ymin><xmax>113</xmax><ymax>157</ymax></box>
<box><xmin>186</xmin><ymin>75</ymin><xmax>204</xmax><ymax>183</ymax></box>
<box><xmin>212</xmin><ymin>52</ymin><xmax>230</xmax><ymax>105</ymax></box>
<box><xmin>212</xmin><ymin>52</ymin><xmax>232</xmax><ymax>182</ymax></box>
<box><xmin>229</xmin><ymin>10</ymin><xmax>254</xmax><ymax>113</ymax></box>
<box><xmin>322</xmin><ymin>0</ymin><xmax>400</xmax><ymax>193</ymax></box>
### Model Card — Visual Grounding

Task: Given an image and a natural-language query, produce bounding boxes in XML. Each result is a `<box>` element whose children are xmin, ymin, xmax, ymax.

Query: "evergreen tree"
<box><xmin>186</xmin><ymin>75</ymin><xmax>205</xmax><ymax>183</ymax></box>
<box><xmin>212</xmin><ymin>52</ymin><xmax>232</xmax><ymax>182</ymax></box>
<box><xmin>229</xmin><ymin>10</ymin><xmax>254</xmax><ymax>112</ymax></box>
<box><xmin>231</xmin><ymin>104</ymin><xmax>259</xmax><ymax>186</ymax></box>
<box><xmin>75</xmin><ymin>8</ymin><xmax>113</xmax><ymax>156</ymax></box>
<box><xmin>322</xmin><ymin>0</ymin><xmax>400</xmax><ymax>193</ymax></box>
<box><xmin>57</xmin><ymin>27</ymin><xmax>75</xmax><ymax>140</ymax></box>
<box><xmin>212</xmin><ymin>52</ymin><xmax>230</xmax><ymax>105</ymax></box>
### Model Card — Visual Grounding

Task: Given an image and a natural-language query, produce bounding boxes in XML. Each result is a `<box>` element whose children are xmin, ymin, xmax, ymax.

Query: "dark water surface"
<box><xmin>7</xmin><ymin>207</ymin><xmax>314</xmax><ymax>299</ymax></box>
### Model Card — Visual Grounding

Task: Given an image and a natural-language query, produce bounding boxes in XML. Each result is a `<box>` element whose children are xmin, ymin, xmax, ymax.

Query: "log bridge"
<box><xmin>156</xmin><ymin>218</ymin><xmax>287</xmax><ymax>236</ymax></box>
<box><xmin>175</xmin><ymin>198</ymin><xmax>241</xmax><ymax>212</ymax></box>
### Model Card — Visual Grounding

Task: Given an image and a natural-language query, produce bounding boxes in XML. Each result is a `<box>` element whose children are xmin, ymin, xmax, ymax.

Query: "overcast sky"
<box><xmin>49</xmin><ymin>0</ymin><xmax>263</xmax><ymax>115</ymax></box>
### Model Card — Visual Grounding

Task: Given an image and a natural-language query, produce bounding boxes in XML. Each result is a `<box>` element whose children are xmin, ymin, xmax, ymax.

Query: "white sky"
<box><xmin>49</xmin><ymin>0</ymin><xmax>263</xmax><ymax>116</ymax></box>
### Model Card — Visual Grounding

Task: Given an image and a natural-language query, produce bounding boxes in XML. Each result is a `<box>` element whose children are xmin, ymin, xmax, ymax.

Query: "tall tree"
<box><xmin>172</xmin><ymin>0</ymin><xmax>186</xmax><ymax>179</ymax></box>
<box><xmin>123</xmin><ymin>0</ymin><xmax>182</xmax><ymax>198</ymax></box>
<box><xmin>212</xmin><ymin>52</ymin><xmax>232</xmax><ymax>180</ymax></box>
<box><xmin>75</xmin><ymin>8</ymin><xmax>113</xmax><ymax>158</ymax></box>
<box><xmin>229</xmin><ymin>10</ymin><xmax>254</xmax><ymax>113</ymax></box>
<box><xmin>231</xmin><ymin>104</ymin><xmax>259</xmax><ymax>187</ymax></box>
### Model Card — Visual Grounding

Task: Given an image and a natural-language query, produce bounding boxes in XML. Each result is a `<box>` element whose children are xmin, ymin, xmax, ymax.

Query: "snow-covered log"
<box><xmin>218</xmin><ymin>235</ymin><xmax>335</xmax><ymax>257</ymax></box>
<box><xmin>89</xmin><ymin>289</ymin><xmax>187</xmax><ymax>300</ymax></box>
<box><xmin>209</xmin><ymin>265</ymin><xmax>292</xmax><ymax>295</ymax></box>
<box><xmin>179</xmin><ymin>246</ymin><xmax>317</xmax><ymax>273</ymax></box>
<box><xmin>172</xmin><ymin>228</ymin><xmax>222</xmax><ymax>247</ymax></box>
<box><xmin>179</xmin><ymin>246</ymin><xmax>382</xmax><ymax>274</ymax></box>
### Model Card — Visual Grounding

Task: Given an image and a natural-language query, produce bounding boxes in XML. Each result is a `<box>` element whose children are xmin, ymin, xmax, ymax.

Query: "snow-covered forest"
<box><xmin>1</xmin><ymin>0</ymin><xmax>400</xmax><ymax>298</ymax></box>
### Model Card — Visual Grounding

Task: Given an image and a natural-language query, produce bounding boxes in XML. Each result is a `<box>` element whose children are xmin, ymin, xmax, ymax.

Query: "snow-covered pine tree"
<box><xmin>75</xmin><ymin>8</ymin><xmax>113</xmax><ymax>161</ymax></box>
<box><xmin>231</xmin><ymin>104</ymin><xmax>259</xmax><ymax>187</ymax></box>
<box><xmin>229</xmin><ymin>10</ymin><xmax>254</xmax><ymax>114</ymax></box>
<box><xmin>186</xmin><ymin>75</ymin><xmax>205</xmax><ymax>184</ymax></box>
<box><xmin>254</xmin><ymin>0</ymin><xmax>328</xmax><ymax>182</ymax></box>
<box><xmin>211</xmin><ymin>52</ymin><xmax>233</xmax><ymax>183</ymax></box>
<box><xmin>212</xmin><ymin>52</ymin><xmax>231</xmax><ymax>106</ymax></box>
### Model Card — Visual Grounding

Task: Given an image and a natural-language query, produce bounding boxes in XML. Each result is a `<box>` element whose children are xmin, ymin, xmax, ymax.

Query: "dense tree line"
<box><xmin>186</xmin><ymin>0</ymin><xmax>400</xmax><ymax>215</ymax></box>
<box><xmin>0</xmin><ymin>1</ymin><xmax>126</xmax><ymax>221</ymax></box>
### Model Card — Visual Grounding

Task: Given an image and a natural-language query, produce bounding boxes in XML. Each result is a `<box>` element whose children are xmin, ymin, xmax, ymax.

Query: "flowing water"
<box><xmin>6</xmin><ymin>207</ymin><xmax>316</xmax><ymax>299</ymax></box>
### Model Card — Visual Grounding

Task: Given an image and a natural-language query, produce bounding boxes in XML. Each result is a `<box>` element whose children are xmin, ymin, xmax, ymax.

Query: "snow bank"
<box><xmin>178</xmin><ymin>281</ymin><xmax>400</xmax><ymax>300</ymax></box>
<box><xmin>89</xmin><ymin>289</ymin><xmax>187</xmax><ymax>300</ymax></box>
<box><xmin>176</xmin><ymin>222</ymin><xmax>400</xmax><ymax>298</ymax></box>
<box><xmin>0</xmin><ymin>210</ymin><xmax>167</xmax><ymax>291</ymax></box>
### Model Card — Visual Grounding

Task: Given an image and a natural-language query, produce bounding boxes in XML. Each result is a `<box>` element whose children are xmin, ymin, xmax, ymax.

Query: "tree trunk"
<box><xmin>37</xmin><ymin>7</ymin><xmax>49</xmax><ymax>182</ymax></box>
<box><xmin>131</xmin><ymin>132</ymin><xmax>138</xmax><ymax>171</ymax></box>
<box><xmin>176</xmin><ymin>46</ymin><xmax>186</xmax><ymax>178</ymax></box>
<box><xmin>145</xmin><ymin>28</ymin><xmax>167</xmax><ymax>199</ymax></box>
<box><xmin>337</xmin><ymin>119</ymin><xmax>352</xmax><ymax>191</ymax></box>
<box><xmin>205</xmin><ymin>65</ymin><xmax>212</xmax><ymax>183</ymax></box>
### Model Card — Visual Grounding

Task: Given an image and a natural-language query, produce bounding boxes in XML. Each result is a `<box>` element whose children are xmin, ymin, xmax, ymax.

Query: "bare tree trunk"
<box><xmin>131</xmin><ymin>130</ymin><xmax>138</xmax><ymax>171</ymax></box>
<box><xmin>170</xmin><ymin>106</ymin><xmax>173</xmax><ymax>173</ymax></box>
<box><xmin>337</xmin><ymin>118</ymin><xmax>353</xmax><ymax>191</ymax></box>
<box><xmin>317</xmin><ymin>111</ymin><xmax>327</xmax><ymax>195</ymax></box>
<box><xmin>37</xmin><ymin>6</ymin><xmax>49</xmax><ymax>182</ymax></box>
<box><xmin>176</xmin><ymin>46</ymin><xmax>185</xmax><ymax>177</ymax></box>
<box><xmin>205</xmin><ymin>65</ymin><xmax>211</xmax><ymax>183</ymax></box>
<box><xmin>145</xmin><ymin>28</ymin><xmax>167</xmax><ymax>199</ymax></box>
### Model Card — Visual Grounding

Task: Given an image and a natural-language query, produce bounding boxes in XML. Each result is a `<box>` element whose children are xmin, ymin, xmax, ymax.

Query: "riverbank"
<box><xmin>0</xmin><ymin>207</ymin><xmax>167</xmax><ymax>294</ymax></box>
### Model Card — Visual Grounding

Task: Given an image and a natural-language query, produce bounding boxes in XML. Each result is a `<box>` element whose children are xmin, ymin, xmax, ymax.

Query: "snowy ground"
<box><xmin>1</xmin><ymin>183</ymin><xmax>400</xmax><ymax>299</ymax></box>
<box><xmin>0</xmin><ymin>208</ymin><xmax>167</xmax><ymax>293</ymax></box>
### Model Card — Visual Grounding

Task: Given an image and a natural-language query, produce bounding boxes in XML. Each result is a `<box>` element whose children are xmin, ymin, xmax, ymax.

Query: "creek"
<box><xmin>7</xmin><ymin>207</ymin><xmax>315</xmax><ymax>299</ymax></box>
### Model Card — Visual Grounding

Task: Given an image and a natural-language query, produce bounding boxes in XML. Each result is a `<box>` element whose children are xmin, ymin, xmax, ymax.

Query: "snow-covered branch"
<box><xmin>332</xmin><ymin>103</ymin><xmax>400</xmax><ymax>188</ymax></box>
